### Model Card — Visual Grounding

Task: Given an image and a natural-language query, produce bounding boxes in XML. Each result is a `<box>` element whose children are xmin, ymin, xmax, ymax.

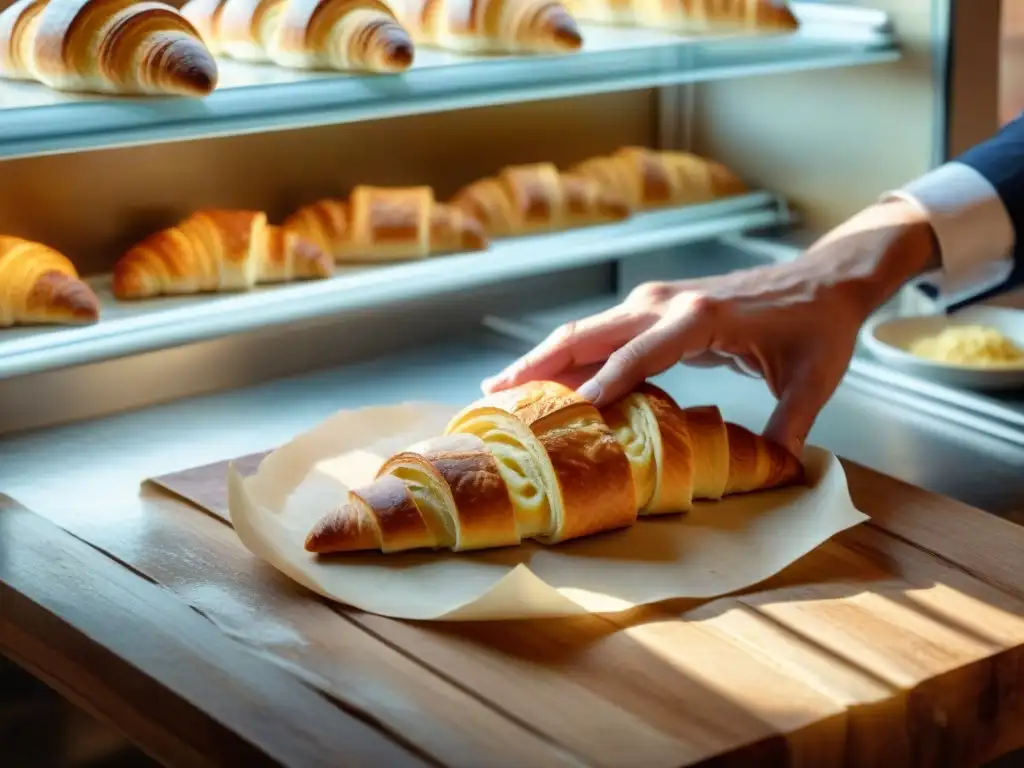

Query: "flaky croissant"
<box><xmin>0</xmin><ymin>0</ymin><xmax>218</xmax><ymax>96</ymax></box>
<box><xmin>181</xmin><ymin>0</ymin><xmax>413</xmax><ymax>73</ymax></box>
<box><xmin>388</xmin><ymin>0</ymin><xmax>581</xmax><ymax>55</ymax></box>
<box><xmin>284</xmin><ymin>185</ymin><xmax>488</xmax><ymax>262</ymax></box>
<box><xmin>570</xmin><ymin>147</ymin><xmax>748</xmax><ymax>211</ymax></box>
<box><xmin>450</xmin><ymin>162</ymin><xmax>631</xmax><ymax>237</ymax></box>
<box><xmin>113</xmin><ymin>210</ymin><xmax>333</xmax><ymax>299</ymax></box>
<box><xmin>0</xmin><ymin>236</ymin><xmax>100</xmax><ymax>327</ymax></box>
<box><xmin>563</xmin><ymin>0</ymin><xmax>799</xmax><ymax>35</ymax></box>
<box><xmin>305</xmin><ymin>381</ymin><xmax>804</xmax><ymax>554</ymax></box>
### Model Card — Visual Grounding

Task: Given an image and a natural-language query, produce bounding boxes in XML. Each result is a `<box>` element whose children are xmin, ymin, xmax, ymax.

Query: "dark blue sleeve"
<box><xmin>942</xmin><ymin>115</ymin><xmax>1024</xmax><ymax>308</ymax></box>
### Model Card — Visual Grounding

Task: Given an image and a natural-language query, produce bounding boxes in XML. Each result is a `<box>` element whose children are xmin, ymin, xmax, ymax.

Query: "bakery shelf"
<box><xmin>0</xmin><ymin>3</ymin><xmax>897</xmax><ymax>160</ymax></box>
<box><xmin>0</xmin><ymin>191</ymin><xmax>788</xmax><ymax>379</ymax></box>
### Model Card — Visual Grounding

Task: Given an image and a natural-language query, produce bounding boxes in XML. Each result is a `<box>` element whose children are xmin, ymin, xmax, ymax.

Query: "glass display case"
<box><xmin>0</xmin><ymin>0</ymin><xmax>966</xmax><ymax>430</ymax></box>
<box><xmin>0</xmin><ymin>0</ymin><xmax>1014</xmax><ymax>497</ymax></box>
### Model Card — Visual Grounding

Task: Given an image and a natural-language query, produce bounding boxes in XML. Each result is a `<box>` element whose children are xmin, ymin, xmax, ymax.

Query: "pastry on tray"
<box><xmin>570</xmin><ymin>146</ymin><xmax>748</xmax><ymax>211</ymax></box>
<box><xmin>450</xmin><ymin>162</ymin><xmax>632</xmax><ymax>237</ymax></box>
<box><xmin>0</xmin><ymin>236</ymin><xmax>100</xmax><ymax>326</ymax></box>
<box><xmin>562</xmin><ymin>0</ymin><xmax>799</xmax><ymax>35</ymax></box>
<box><xmin>284</xmin><ymin>185</ymin><xmax>488</xmax><ymax>262</ymax></box>
<box><xmin>181</xmin><ymin>0</ymin><xmax>413</xmax><ymax>73</ymax></box>
<box><xmin>388</xmin><ymin>0</ymin><xmax>582</xmax><ymax>55</ymax></box>
<box><xmin>0</xmin><ymin>0</ymin><xmax>218</xmax><ymax>96</ymax></box>
<box><xmin>113</xmin><ymin>209</ymin><xmax>333</xmax><ymax>300</ymax></box>
<box><xmin>305</xmin><ymin>380</ymin><xmax>804</xmax><ymax>554</ymax></box>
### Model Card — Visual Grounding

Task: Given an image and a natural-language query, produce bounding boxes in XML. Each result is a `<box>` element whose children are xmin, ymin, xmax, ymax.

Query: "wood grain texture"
<box><xmin>843</xmin><ymin>459</ymin><xmax>1024</xmax><ymax>601</ymax></box>
<box><xmin>0</xmin><ymin>495</ymin><xmax>422</xmax><ymax>768</ymax></box>
<box><xmin>733</xmin><ymin>529</ymin><xmax>1024</xmax><ymax>767</ymax></box>
<box><xmin>12</xmin><ymin>454</ymin><xmax>1024</xmax><ymax>767</ymax></box>
<box><xmin>147</xmin><ymin>452</ymin><xmax>1024</xmax><ymax>767</ymax></box>
<box><xmin>18</xmin><ymin>488</ymin><xmax>585</xmax><ymax>768</ymax></box>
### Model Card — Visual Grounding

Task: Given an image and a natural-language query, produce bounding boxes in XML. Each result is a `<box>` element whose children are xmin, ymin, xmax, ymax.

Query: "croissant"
<box><xmin>450</xmin><ymin>162</ymin><xmax>631</xmax><ymax>238</ymax></box>
<box><xmin>113</xmin><ymin>210</ymin><xmax>332</xmax><ymax>299</ymax></box>
<box><xmin>180</xmin><ymin>0</ymin><xmax>413</xmax><ymax>73</ymax></box>
<box><xmin>388</xmin><ymin>0</ymin><xmax>581</xmax><ymax>55</ymax></box>
<box><xmin>283</xmin><ymin>185</ymin><xmax>488</xmax><ymax>263</ymax></box>
<box><xmin>0</xmin><ymin>236</ymin><xmax>100</xmax><ymax>327</ymax></box>
<box><xmin>259</xmin><ymin>224</ymin><xmax>335</xmax><ymax>283</ymax></box>
<box><xmin>562</xmin><ymin>0</ymin><xmax>799</xmax><ymax>35</ymax></box>
<box><xmin>305</xmin><ymin>381</ymin><xmax>804</xmax><ymax>554</ymax></box>
<box><xmin>0</xmin><ymin>0</ymin><xmax>218</xmax><ymax>96</ymax></box>
<box><xmin>570</xmin><ymin>147</ymin><xmax>748</xmax><ymax>211</ymax></box>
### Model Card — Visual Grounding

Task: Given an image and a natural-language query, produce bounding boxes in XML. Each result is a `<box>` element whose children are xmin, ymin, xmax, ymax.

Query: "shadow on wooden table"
<box><xmin>393</xmin><ymin>518</ymin><xmax>1024</xmax><ymax>766</ymax></box>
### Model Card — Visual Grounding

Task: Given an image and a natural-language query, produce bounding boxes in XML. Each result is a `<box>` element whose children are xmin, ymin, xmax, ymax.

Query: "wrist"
<box><xmin>872</xmin><ymin>198</ymin><xmax>941</xmax><ymax>283</ymax></box>
<box><xmin>808</xmin><ymin>199</ymin><xmax>940</xmax><ymax>318</ymax></box>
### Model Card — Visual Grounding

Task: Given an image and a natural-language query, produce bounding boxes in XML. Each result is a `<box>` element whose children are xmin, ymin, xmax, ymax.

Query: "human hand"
<box><xmin>483</xmin><ymin>200</ymin><xmax>938</xmax><ymax>455</ymax></box>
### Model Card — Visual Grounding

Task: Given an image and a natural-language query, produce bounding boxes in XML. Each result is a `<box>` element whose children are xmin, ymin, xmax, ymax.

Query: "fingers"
<box><xmin>578</xmin><ymin>311</ymin><xmax>713</xmax><ymax>407</ymax></box>
<box><xmin>682</xmin><ymin>351</ymin><xmax>763</xmax><ymax>379</ymax></box>
<box><xmin>763</xmin><ymin>363</ymin><xmax>836</xmax><ymax>457</ymax></box>
<box><xmin>482</xmin><ymin>309</ymin><xmax>650</xmax><ymax>393</ymax></box>
<box><xmin>546</xmin><ymin>363</ymin><xmax>603</xmax><ymax>392</ymax></box>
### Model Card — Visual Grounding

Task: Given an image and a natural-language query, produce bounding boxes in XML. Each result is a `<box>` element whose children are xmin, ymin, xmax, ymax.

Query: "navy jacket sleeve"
<box><xmin>951</xmin><ymin>114</ymin><xmax>1024</xmax><ymax>305</ymax></box>
<box><xmin>899</xmin><ymin>115</ymin><xmax>1024</xmax><ymax>310</ymax></box>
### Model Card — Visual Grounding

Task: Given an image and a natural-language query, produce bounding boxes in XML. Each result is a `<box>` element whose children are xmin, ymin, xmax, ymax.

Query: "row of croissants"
<box><xmin>305</xmin><ymin>380</ymin><xmax>805</xmax><ymax>555</ymax></box>
<box><xmin>0</xmin><ymin>0</ymin><xmax>799</xmax><ymax>96</ymax></box>
<box><xmin>0</xmin><ymin>147</ymin><xmax>747</xmax><ymax>328</ymax></box>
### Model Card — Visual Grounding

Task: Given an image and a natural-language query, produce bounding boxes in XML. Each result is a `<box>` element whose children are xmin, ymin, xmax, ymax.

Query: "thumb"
<box><xmin>763</xmin><ymin>364</ymin><xmax>835</xmax><ymax>457</ymax></box>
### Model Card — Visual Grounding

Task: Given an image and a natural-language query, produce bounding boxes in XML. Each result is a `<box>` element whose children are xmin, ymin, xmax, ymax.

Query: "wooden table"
<box><xmin>4</xmin><ymin>459</ymin><xmax>1024</xmax><ymax>768</ymax></box>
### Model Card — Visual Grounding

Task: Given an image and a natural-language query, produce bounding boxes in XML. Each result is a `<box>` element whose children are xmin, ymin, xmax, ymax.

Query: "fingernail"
<box><xmin>481</xmin><ymin>376</ymin><xmax>500</xmax><ymax>393</ymax></box>
<box><xmin>576</xmin><ymin>379</ymin><xmax>602</xmax><ymax>403</ymax></box>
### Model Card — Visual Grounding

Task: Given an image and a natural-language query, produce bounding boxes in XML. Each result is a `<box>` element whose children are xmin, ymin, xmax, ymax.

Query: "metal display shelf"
<box><xmin>0</xmin><ymin>4</ymin><xmax>897</xmax><ymax>160</ymax></box>
<box><xmin>0</xmin><ymin>192</ymin><xmax>788</xmax><ymax>379</ymax></box>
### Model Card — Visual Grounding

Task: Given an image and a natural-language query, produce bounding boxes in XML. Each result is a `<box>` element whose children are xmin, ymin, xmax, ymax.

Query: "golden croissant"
<box><xmin>0</xmin><ymin>236</ymin><xmax>100</xmax><ymax>327</ymax></box>
<box><xmin>389</xmin><ymin>0</ymin><xmax>582</xmax><ymax>55</ymax></box>
<box><xmin>450</xmin><ymin>162</ymin><xmax>631</xmax><ymax>237</ymax></box>
<box><xmin>181</xmin><ymin>0</ymin><xmax>413</xmax><ymax>73</ymax></box>
<box><xmin>284</xmin><ymin>185</ymin><xmax>488</xmax><ymax>262</ymax></box>
<box><xmin>563</xmin><ymin>0</ymin><xmax>799</xmax><ymax>35</ymax></box>
<box><xmin>113</xmin><ymin>209</ymin><xmax>333</xmax><ymax>300</ymax></box>
<box><xmin>305</xmin><ymin>381</ymin><xmax>804</xmax><ymax>554</ymax></box>
<box><xmin>570</xmin><ymin>147</ymin><xmax>748</xmax><ymax>210</ymax></box>
<box><xmin>0</xmin><ymin>0</ymin><xmax>218</xmax><ymax>96</ymax></box>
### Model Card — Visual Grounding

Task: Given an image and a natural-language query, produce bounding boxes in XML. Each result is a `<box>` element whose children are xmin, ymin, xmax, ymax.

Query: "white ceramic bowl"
<box><xmin>861</xmin><ymin>306</ymin><xmax>1024</xmax><ymax>391</ymax></box>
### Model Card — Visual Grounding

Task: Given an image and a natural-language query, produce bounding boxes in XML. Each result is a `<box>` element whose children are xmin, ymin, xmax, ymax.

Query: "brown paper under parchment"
<box><xmin>153</xmin><ymin>452</ymin><xmax>269</xmax><ymax>522</ymax></box>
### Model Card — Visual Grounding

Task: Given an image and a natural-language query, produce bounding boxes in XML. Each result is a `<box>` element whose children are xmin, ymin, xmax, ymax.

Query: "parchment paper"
<box><xmin>228</xmin><ymin>402</ymin><xmax>868</xmax><ymax>621</ymax></box>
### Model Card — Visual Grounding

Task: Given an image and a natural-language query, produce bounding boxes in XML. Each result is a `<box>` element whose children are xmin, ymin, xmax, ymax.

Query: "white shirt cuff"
<box><xmin>881</xmin><ymin>161</ymin><xmax>1015</xmax><ymax>305</ymax></box>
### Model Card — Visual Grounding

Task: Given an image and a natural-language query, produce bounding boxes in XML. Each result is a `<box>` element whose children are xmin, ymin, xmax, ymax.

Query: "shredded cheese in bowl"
<box><xmin>909</xmin><ymin>325</ymin><xmax>1024</xmax><ymax>368</ymax></box>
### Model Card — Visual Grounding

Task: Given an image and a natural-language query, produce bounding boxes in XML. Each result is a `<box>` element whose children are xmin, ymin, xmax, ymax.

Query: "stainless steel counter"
<box><xmin>2</xmin><ymin>327</ymin><xmax>1023</xmax><ymax>521</ymax></box>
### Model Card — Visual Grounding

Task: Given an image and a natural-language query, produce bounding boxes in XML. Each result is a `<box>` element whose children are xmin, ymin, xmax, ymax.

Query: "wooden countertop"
<box><xmin>4</xmin><ymin>459</ymin><xmax>1024</xmax><ymax>767</ymax></box>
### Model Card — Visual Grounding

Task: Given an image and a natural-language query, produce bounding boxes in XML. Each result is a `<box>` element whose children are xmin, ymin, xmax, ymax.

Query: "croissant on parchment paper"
<box><xmin>283</xmin><ymin>185</ymin><xmax>488</xmax><ymax>263</ymax></box>
<box><xmin>180</xmin><ymin>0</ymin><xmax>413</xmax><ymax>73</ymax></box>
<box><xmin>387</xmin><ymin>0</ymin><xmax>582</xmax><ymax>55</ymax></box>
<box><xmin>112</xmin><ymin>210</ymin><xmax>333</xmax><ymax>300</ymax></box>
<box><xmin>562</xmin><ymin>0</ymin><xmax>799</xmax><ymax>35</ymax></box>
<box><xmin>570</xmin><ymin>147</ymin><xmax>748</xmax><ymax>211</ymax></box>
<box><xmin>450</xmin><ymin>162</ymin><xmax>631</xmax><ymax>238</ymax></box>
<box><xmin>0</xmin><ymin>236</ymin><xmax>100</xmax><ymax>327</ymax></box>
<box><xmin>305</xmin><ymin>381</ymin><xmax>804</xmax><ymax>554</ymax></box>
<box><xmin>0</xmin><ymin>0</ymin><xmax>218</xmax><ymax>96</ymax></box>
